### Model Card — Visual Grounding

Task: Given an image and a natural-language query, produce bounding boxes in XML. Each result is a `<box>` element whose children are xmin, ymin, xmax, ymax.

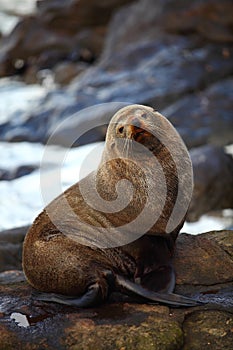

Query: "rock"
<box><xmin>187</xmin><ymin>145</ymin><xmax>233</xmax><ymax>221</ymax></box>
<box><xmin>53</xmin><ymin>62</ymin><xmax>88</xmax><ymax>86</ymax></box>
<box><xmin>0</xmin><ymin>0</ymin><xmax>232</xmax><ymax>147</ymax></box>
<box><xmin>174</xmin><ymin>231</ymin><xmax>233</xmax><ymax>288</ymax></box>
<box><xmin>0</xmin><ymin>225</ymin><xmax>30</xmax><ymax>272</ymax></box>
<box><xmin>164</xmin><ymin>1</ymin><xmax>233</xmax><ymax>43</ymax></box>
<box><xmin>0</xmin><ymin>16</ymin><xmax>75</xmax><ymax>76</ymax></box>
<box><xmin>37</xmin><ymin>0</ymin><xmax>134</xmax><ymax>32</ymax></box>
<box><xmin>0</xmin><ymin>230</ymin><xmax>232</xmax><ymax>349</ymax></box>
<box><xmin>1</xmin><ymin>42</ymin><xmax>232</xmax><ymax>146</ymax></box>
<box><xmin>183</xmin><ymin>310</ymin><xmax>233</xmax><ymax>350</ymax></box>
<box><xmin>0</xmin><ymin>0</ymin><xmax>134</xmax><ymax>78</ymax></box>
<box><xmin>102</xmin><ymin>0</ymin><xmax>233</xmax><ymax>58</ymax></box>
<box><xmin>0</xmin><ymin>270</ymin><xmax>25</xmax><ymax>284</ymax></box>
<box><xmin>0</xmin><ymin>164</ymin><xmax>38</xmax><ymax>181</ymax></box>
<box><xmin>163</xmin><ymin>78</ymin><xmax>233</xmax><ymax>148</ymax></box>
<box><xmin>0</xmin><ymin>0</ymin><xmax>37</xmax><ymax>37</ymax></box>
<box><xmin>45</xmin><ymin>102</ymin><xmax>129</xmax><ymax>147</ymax></box>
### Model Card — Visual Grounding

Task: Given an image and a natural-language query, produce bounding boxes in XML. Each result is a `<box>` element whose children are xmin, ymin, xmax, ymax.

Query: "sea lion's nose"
<box><xmin>131</xmin><ymin>117</ymin><xmax>142</xmax><ymax>129</ymax></box>
<box><xmin>130</xmin><ymin>118</ymin><xmax>145</xmax><ymax>138</ymax></box>
<box><xmin>125</xmin><ymin>117</ymin><xmax>145</xmax><ymax>141</ymax></box>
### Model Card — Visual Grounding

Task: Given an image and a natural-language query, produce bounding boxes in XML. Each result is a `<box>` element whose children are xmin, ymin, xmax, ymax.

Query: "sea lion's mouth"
<box><xmin>115</xmin><ymin>119</ymin><xmax>159</xmax><ymax>155</ymax></box>
<box><xmin>130</xmin><ymin>126</ymin><xmax>158</xmax><ymax>154</ymax></box>
<box><xmin>132</xmin><ymin>126</ymin><xmax>146</xmax><ymax>142</ymax></box>
<box><xmin>130</xmin><ymin>125</ymin><xmax>151</xmax><ymax>142</ymax></box>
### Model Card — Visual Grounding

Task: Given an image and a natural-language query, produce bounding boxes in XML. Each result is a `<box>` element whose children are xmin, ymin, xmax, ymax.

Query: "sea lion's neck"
<box><xmin>96</xmin><ymin>154</ymin><xmax>149</xmax><ymax>204</ymax></box>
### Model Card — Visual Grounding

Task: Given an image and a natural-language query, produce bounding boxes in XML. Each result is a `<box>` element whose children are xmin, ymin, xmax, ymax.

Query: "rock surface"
<box><xmin>0</xmin><ymin>0</ymin><xmax>232</xmax><ymax>148</ymax></box>
<box><xmin>187</xmin><ymin>145</ymin><xmax>233</xmax><ymax>221</ymax></box>
<box><xmin>0</xmin><ymin>226</ymin><xmax>29</xmax><ymax>272</ymax></box>
<box><xmin>163</xmin><ymin>78</ymin><xmax>233</xmax><ymax>149</ymax></box>
<box><xmin>0</xmin><ymin>0</ymin><xmax>134</xmax><ymax>77</ymax></box>
<box><xmin>0</xmin><ymin>164</ymin><xmax>37</xmax><ymax>181</ymax></box>
<box><xmin>0</xmin><ymin>230</ymin><xmax>232</xmax><ymax>349</ymax></box>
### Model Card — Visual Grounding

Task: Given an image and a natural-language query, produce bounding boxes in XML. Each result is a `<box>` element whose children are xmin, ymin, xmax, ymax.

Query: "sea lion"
<box><xmin>23</xmin><ymin>104</ymin><xmax>199</xmax><ymax>307</ymax></box>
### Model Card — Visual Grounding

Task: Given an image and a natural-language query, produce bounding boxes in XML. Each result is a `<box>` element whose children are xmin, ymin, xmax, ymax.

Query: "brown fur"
<box><xmin>23</xmin><ymin>105</ymin><xmax>192</xmax><ymax>301</ymax></box>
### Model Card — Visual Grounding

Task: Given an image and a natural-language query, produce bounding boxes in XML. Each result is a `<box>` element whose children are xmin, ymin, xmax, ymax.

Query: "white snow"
<box><xmin>0</xmin><ymin>79</ymin><xmax>46</xmax><ymax>124</ymax></box>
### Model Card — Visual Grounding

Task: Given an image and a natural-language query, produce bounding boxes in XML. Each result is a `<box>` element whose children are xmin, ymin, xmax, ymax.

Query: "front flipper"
<box><xmin>32</xmin><ymin>282</ymin><xmax>102</xmax><ymax>307</ymax></box>
<box><xmin>116</xmin><ymin>274</ymin><xmax>203</xmax><ymax>307</ymax></box>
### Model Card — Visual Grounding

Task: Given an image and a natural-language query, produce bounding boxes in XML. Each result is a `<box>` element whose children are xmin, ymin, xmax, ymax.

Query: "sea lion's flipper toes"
<box><xmin>32</xmin><ymin>283</ymin><xmax>102</xmax><ymax>307</ymax></box>
<box><xmin>115</xmin><ymin>274</ymin><xmax>202</xmax><ymax>307</ymax></box>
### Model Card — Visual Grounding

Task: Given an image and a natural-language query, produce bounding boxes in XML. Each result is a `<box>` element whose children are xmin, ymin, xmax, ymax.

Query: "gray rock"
<box><xmin>102</xmin><ymin>0</ymin><xmax>233</xmax><ymax>57</ymax></box>
<box><xmin>187</xmin><ymin>145</ymin><xmax>233</xmax><ymax>221</ymax></box>
<box><xmin>0</xmin><ymin>165</ymin><xmax>38</xmax><ymax>181</ymax></box>
<box><xmin>0</xmin><ymin>225</ymin><xmax>30</xmax><ymax>272</ymax></box>
<box><xmin>0</xmin><ymin>0</ymin><xmax>134</xmax><ymax>77</ymax></box>
<box><xmin>53</xmin><ymin>62</ymin><xmax>88</xmax><ymax>86</ymax></box>
<box><xmin>163</xmin><ymin>78</ymin><xmax>233</xmax><ymax>148</ymax></box>
<box><xmin>0</xmin><ymin>0</ymin><xmax>232</xmax><ymax>148</ymax></box>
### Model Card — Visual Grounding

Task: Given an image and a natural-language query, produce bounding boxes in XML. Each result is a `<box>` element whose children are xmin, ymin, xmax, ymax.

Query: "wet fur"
<box><xmin>23</xmin><ymin>105</ymin><xmax>197</xmax><ymax>307</ymax></box>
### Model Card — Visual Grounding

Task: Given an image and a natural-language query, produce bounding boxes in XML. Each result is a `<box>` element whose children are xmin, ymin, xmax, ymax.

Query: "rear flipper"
<box><xmin>32</xmin><ymin>271</ymin><xmax>203</xmax><ymax>308</ymax></box>
<box><xmin>140</xmin><ymin>265</ymin><xmax>175</xmax><ymax>294</ymax></box>
<box><xmin>32</xmin><ymin>282</ymin><xmax>103</xmax><ymax>307</ymax></box>
<box><xmin>116</xmin><ymin>274</ymin><xmax>203</xmax><ymax>307</ymax></box>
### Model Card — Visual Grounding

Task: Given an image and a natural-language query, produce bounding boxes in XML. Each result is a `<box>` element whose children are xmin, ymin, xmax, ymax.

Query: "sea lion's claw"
<box><xmin>115</xmin><ymin>274</ymin><xmax>202</xmax><ymax>307</ymax></box>
<box><xmin>32</xmin><ymin>283</ymin><xmax>101</xmax><ymax>307</ymax></box>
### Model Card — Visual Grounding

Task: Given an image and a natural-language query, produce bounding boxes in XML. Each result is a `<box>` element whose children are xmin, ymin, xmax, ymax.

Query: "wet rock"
<box><xmin>53</xmin><ymin>62</ymin><xmax>88</xmax><ymax>86</ymax></box>
<box><xmin>187</xmin><ymin>145</ymin><xmax>233</xmax><ymax>221</ymax></box>
<box><xmin>183</xmin><ymin>310</ymin><xmax>233</xmax><ymax>350</ymax></box>
<box><xmin>62</xmin><ymin>309</ymin><xmax>183</xmax><ymax>350</ymax></box>
<box><xmin>1</xmin><ymin>41</ymin><xmax>232</xmax><ymax>146</ymax></box>
<box><xmin>165</xmin><ymin>1</ymin><xmax>233</xmax><ymax>43</ymax></box>
<box><xmin>0</xmin><ymin>164</ymin><xmax>38</xmax><ymax>181</ymax></box>
<box><xmin>0</xmin><ymin>16</ymin><xmax>75</xmax><ymax>76</ymax></box>
<box><xmin>0</xmin><ymin>270</ymin><xmax>25</xmax><ymax>284</ymax></box>
<box><xmin>74</xmin><ymin>39</ymin><xmax>233</xmax><ymax>109</ymax></box>
<box><xmin>0</xmin><ymin>230</ymin><xmax>232</xmax><ymax>349</ymax></box>
<box><xmin>163</xmin><ymin>78</ymin><xmax>233</xmax><ymax>148</ymax></box>
<box><xmin>0</xmin><ymin>0</ymin><xmax>37</xmax><ymax>37</ymax></box>
<box><xmin>0</xmin><ymin>0</ymin><xmax>232</xmax><ymax>147</ymax></box>
<box><xmin>0</xmin><ymin>0</ymin><xmax>134</xmax><ymax>78</ymax></box>
<box><xmin>102</xmin><ymin>0</ymin><xmax>233</xmax><ymax>58</ymax></box>
<box><xmin>0</xmin><ymin>225</ymin><xmax>29</xmax><ymax>272</ymax></box>
<box><xmin>174</xmin><ymin>231</ymin><xmax>233</xmax><ymax>288</ymax></box>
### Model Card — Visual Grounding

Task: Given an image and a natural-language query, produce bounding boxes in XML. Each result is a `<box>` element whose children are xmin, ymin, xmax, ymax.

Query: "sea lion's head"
<box><xmin>104</xmin><ymin>104</ymin><xmax>173</xmax><ymax>160</ymax></box>
<box><xmin>99</xmin><ymin>104</ymin><xmax>193</xmax><ymax>238</ymax></box>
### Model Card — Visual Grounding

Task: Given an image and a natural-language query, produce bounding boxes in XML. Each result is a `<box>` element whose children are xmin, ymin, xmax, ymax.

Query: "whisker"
<box><xmin>123</xmin><ymin>138</ymin><xmax>128</xmax><ymax>156</ymax></box>
<box><xmin>145</xmin><ymin>122</ymin><xmax>175</xmax><ymax>139</ymax></box>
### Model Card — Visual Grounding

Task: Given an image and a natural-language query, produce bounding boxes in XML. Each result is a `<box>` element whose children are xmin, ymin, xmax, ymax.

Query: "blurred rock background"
<box><xmin>0</xmin><ymin>0</ymin><xmax>232</xmax><ymax>232</ymax></box>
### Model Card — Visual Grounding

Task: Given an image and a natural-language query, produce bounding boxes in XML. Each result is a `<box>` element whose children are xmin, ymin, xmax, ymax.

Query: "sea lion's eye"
<box><xmin>141</xmin><ymin>113</ymin><xmax>147</xmax><ymax>119</ymax></box>
<box><xmin>118</xmin><ymin>126</ymin><xmax>124</xmax><ymax>134</ymax></box>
